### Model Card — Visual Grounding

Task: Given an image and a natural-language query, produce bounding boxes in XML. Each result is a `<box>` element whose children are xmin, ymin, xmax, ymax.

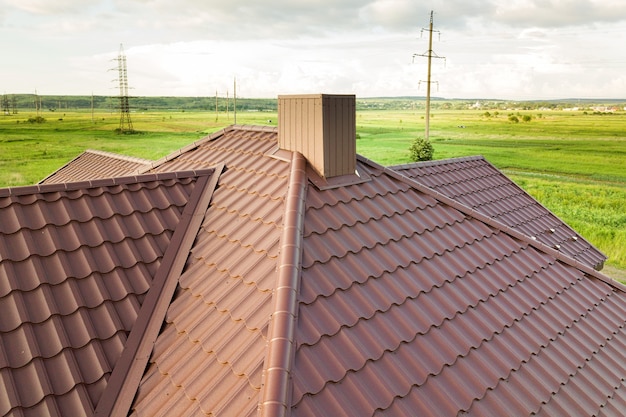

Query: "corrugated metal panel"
<box><xmin>0</xmin><ymin>172</ymin><xmax>202</xmax><ymax>417</ymax></box>
<box><xmin>278</xmin><ymin>94</ymin><xmax>356</xmax><ymax>178</ymax></box>
<box><xmin>392</xmin><ymin>156</ymin><xmax>607</xmax><ymax>270</ymax></box>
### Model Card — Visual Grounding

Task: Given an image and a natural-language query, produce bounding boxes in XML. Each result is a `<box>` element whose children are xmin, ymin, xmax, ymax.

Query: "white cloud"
<box><xmin>1</xmin><ymin>0</ymin><xmax>625</xmax><ymax>99</ymax></box>
<box><xmin>3</xmin><ymin>0</ymin><xmax>100</xmax><ymax>15</ymax></box>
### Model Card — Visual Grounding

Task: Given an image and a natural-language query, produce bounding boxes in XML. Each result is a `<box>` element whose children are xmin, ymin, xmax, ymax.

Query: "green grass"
<box><xmin>0</xmin><ymin>109</ymin><xmax>275</xmax><ymax>185</ymax></box>
<box><xmin>1</xmin><ymin>107</ymin><xmax>625</xmax><ymax>279</ymax></box>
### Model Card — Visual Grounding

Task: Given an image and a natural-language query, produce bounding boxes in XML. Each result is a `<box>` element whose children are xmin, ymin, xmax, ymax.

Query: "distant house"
<box><xmin>2</xmin><ymin>94</ymin><xmax>626</xmax><ymax>417</ymax></box>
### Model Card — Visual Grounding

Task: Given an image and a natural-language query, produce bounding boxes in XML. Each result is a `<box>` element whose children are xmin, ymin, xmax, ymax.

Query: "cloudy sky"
<box><xmin>1</xmin><ymin>0</ymin><xmax>625</xmax><ymax>100</ymax></box>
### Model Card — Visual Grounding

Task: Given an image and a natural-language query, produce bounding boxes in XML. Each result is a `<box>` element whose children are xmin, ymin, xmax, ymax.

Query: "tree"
<box><xmin>409</xmin><ymin>137</ymin><xmax>434</xmax><ymax>162</ymax></box>
<box><xmin>508</xmin><ymin>114</ymin><xmax>520</xmax><ymax>123</ymax></box>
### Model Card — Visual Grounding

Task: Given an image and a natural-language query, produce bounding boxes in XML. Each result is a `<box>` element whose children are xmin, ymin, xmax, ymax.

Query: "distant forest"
<box><xmin>2</xmin><ymin>94</ymin><xmax>625</xmax><ymax>113</ymax></box>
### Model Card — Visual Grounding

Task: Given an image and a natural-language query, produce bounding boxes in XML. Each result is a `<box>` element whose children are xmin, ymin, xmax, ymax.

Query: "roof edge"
<box><xmin>259</xmin><ymin>152</ymin><xmax>307</xmax><ymax>417</ymax></box>
<box><xmin>93</xmin><ymin>164</ymin><xmax>224</xmax><ymax>417</ymax></box>
<box><xmin>0</xmin><ymin>170</ymin><xmax>216</xmax><ymax>198</ymax></box>
<box><xmin>356</xmin><ymin>155</ymin><xmax>626</xmax><ymax>293</ymax></box>
<box><xmin>390</xmin><ymin>155</ymin><xmax>486</xmax><ymax>170</ymax></box>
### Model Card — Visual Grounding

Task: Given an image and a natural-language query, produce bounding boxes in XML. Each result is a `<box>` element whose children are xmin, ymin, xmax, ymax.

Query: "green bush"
<box><xmin>27</xmin><ymin>116</ymin><xmax>46</xmax><ymax>124</ymax></box>
<box><xmin>409</xmin><ymin>137</ymin><xmax>434</xmax><ymax>162</ymax></box>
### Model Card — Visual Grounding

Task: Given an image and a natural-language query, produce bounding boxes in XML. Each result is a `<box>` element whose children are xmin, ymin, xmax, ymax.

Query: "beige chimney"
<box><xmin>278</xmin><ymin>94</ymin><xmax>356</xmax><ymax>178</ymax></box>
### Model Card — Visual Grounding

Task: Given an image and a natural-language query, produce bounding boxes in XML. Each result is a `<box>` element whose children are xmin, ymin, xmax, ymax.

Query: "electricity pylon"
<box><xmin>112</xmin><ymin>44</ymin><xmax>134</xmax><ymax>133</ymax></box>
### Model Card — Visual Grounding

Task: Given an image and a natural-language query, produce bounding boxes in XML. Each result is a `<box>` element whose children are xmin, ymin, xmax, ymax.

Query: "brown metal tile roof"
<box><xmin>0</xmin><ymin>169</ymin><xmax>220</xmax><ymax>417</ymax></box>
<box><xmin>392</xmin><ymin>156</ymin><xmax>607</xmax><ymax>270</ymax></box>
<box><xmin>3</xmin><ymin>124</ymin><xmax>626</xmax><ymax>417</ymax></box>
<box><xmin>289</xmin><ymin>155</ymin><xmax>626</xmax><ymax>417</ymax></box>
<box><xmin>39</xmin><ymin>150</ymin><xmax>152</xmax><ymax>184</ymax></box>
<box><xmin>130</xmin><ymin>126</ymin><xmax>288</xmax><ymax>417</ymax></box>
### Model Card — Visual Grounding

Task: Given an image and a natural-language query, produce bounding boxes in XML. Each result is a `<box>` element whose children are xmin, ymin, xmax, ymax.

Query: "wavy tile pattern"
<box><xmin>6</xmin><ymin>125</ymin><xmax>624</xmax><ymax>417</ymax></box>
<box><xmin>131</xmin><ymin>127</ymin><xmax>288</xmax><ymax>417</ymax></box>
<box><xmin>392</xmin><ymin>156</ymin><xmax>607</xmax><ymax>269</ymax></box>
<box><xmin>291</xmin><ymin>161</ymin><xmax>626</xmax><ymax>416</ymax></box>
<box><xmin>0</xmin><ymin>174</ymin><xmax>200</xmax><ymax>417</ymax></box>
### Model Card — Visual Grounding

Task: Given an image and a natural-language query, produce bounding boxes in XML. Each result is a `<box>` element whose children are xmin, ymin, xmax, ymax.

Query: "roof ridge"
<box><xmin>356</xmin><ymin>154</ymin><xmax>625</xmax><ymax>293</ymax></box>
<box><xmin>390</xmin><ymin>155</ymin><xmax>486</xmax><ymax>170</ymax></box>
<box><xmin>139</xmin><ymin>124</ymin><xmax>278</xmax><ymax>174</ymax></box>
<box><xmin>82</xmin><ymin>149</ymin><xmax>153</xmax><ymax>165</ymax></box>
<box><xmin>259</xmin><ymin>151</ymin><xmax>307</xmax><ymax>417</ymax></box>
<box><xmin>0</xmin><ymin>169</ymin><xmax>216</xmax><ymax>198</ymax></box>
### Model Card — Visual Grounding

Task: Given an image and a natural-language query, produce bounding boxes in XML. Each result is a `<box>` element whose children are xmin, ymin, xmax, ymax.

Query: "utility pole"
<box><xmin>233</xmin><ymin>77</ymin><xmax>237</xmax><ymax>125</ymax></box>
<box><xmin>413</xmin><ymin>10</ymin><xmax>445</xmax><ymax>140</ymax></box>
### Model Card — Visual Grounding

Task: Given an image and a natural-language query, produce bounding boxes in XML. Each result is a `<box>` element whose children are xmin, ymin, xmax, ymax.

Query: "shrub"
<box><xmin>409</xmin><ymin>137</ymin><xmax>434</xmax><ymax>162</ymax></box>
<box><xmin>508</xmin><ymin>115</ymin><xmax>519</xmax><ymax>123</ymax></box>
<box><xmin>27</xmin><ymin>116</ymin><xmax>46</xmax><ymax>124</ymax></box>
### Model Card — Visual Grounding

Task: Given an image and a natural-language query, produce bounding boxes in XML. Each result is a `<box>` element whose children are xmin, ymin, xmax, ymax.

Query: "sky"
<box><xmin>1</xmin><ymin>0</ymin><xmax>626</xmax><ymax>100</ymax></box>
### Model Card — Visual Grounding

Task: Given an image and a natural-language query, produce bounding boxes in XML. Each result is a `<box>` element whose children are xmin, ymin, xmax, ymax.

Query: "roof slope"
<box><xmin>130</xmin><ymin>126</ymin><xmax>289</xmax><ymax>417</ymax></box>
<box><xmin>391</xmin><ymin>156</ymin><xmax>607</xmax><ymax>269</ymax></box>
<box><xmin>129</xmin><ymin>125</ymin><xmax>626</xmax><ymax>417</ymax></box>
<box><xmin>39</xmin><ymin>150</ymin><xmax>152</xmax><ymax>185</ymax></box>
<box><xmin>291</xmin><ymin>156</ymin><xmax>626</xmax><ymax>416</ymax></box>
<box><xmin>0</xmin><ymin>169</ymin><xmax>219</xmax><ymax>417</ymax></box>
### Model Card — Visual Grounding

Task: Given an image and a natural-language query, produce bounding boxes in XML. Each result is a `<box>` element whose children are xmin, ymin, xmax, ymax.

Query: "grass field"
<box><xmin>1</xmin><ymin>106</ymin><xmax>625</xmax><ymax>280</ymax></box>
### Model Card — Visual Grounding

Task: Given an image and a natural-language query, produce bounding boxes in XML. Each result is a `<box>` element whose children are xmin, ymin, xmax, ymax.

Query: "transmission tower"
<box><xmin>413</xmin><ymin>10</ymin><xmax>445</xmax><ymax>141</ymax></box>
<box><xmin>112</xmin><ymin>44</ymin><xmax>134</xmax><ymax>133</ymax></box>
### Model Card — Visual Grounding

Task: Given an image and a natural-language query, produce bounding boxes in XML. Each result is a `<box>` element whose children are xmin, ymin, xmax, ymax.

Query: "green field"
<box><xmin>1</xmin><ymin>105</ymin><xmax>625</xmax><ymax>280</ymax></box>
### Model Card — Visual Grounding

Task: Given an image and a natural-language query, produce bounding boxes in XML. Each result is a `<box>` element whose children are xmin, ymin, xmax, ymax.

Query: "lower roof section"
<box><xmin>392</xmin><ymin>156</ymin><xmax>607</xmax><ymax>270</ymax></box>
<box><xmin>0</xmin><ymin>169</ymin><xmax>219</xmax><ymax>417</ymax></box>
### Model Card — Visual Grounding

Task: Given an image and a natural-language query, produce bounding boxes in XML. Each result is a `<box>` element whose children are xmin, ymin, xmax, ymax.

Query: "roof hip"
<box><xmin>259</xmin><ymin>151</ymin><xmax>307</xmax><ymax>417</ymax></box>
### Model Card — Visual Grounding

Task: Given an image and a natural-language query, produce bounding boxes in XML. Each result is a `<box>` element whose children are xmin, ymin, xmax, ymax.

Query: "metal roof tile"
<box><xmin>393</xmin><ymin>156</ymin><xmax>607</xmax><ymax>270</ymax></box>
<box><xmin>0</xmin><ymin>171</ymin><xmax>212</xmax><ymax>416</ymax></box>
